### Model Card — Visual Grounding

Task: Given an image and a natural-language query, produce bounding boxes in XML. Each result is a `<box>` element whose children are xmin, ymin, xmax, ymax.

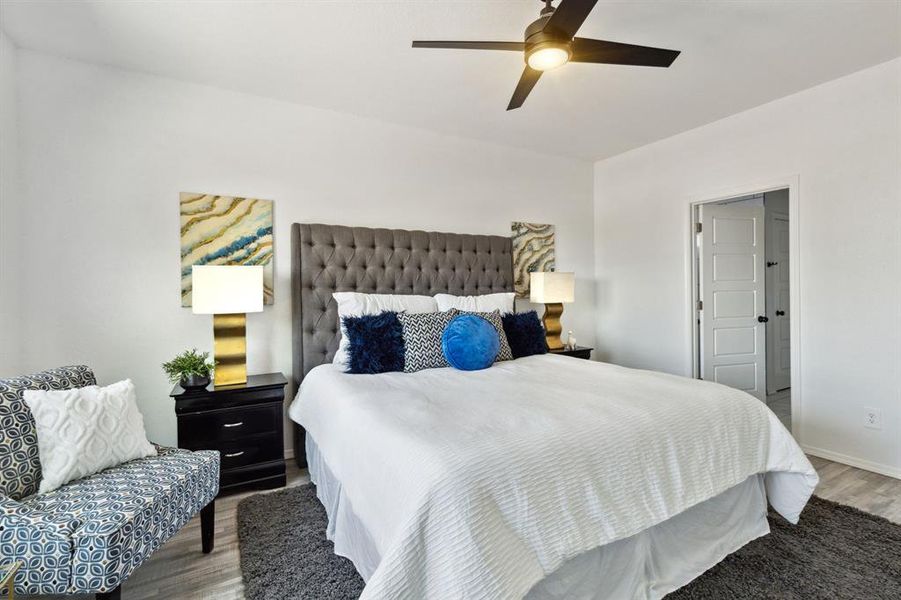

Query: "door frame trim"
<box><xmin>686</xmin><ymin>175</ymin><xmax>801</xmax><ymax>439</ymax></box>
<box><xmin>765</xmin><ymin>206</ymin><xmax>790</xmax><ymax>394</ymax></box>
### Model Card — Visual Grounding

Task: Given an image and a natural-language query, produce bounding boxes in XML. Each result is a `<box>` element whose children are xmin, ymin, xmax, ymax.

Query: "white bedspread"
<box><xmin>289</xmin><ymin>354</ymin><xmax>818</xmax><ymax>600</ymax></box>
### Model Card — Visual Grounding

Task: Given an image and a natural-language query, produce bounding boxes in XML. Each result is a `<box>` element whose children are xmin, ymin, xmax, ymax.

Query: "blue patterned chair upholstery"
<box><xmin>0</xmin><ymin>366</ymin><xmax>220</xmax><ymax>599</ymax></box>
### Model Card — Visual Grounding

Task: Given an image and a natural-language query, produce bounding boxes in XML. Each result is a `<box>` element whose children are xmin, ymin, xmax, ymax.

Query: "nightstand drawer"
<box><xmin>180</xmin><ymin>405</ymin><xmax>279</xmax><ymax>444</ymax></box>
<box><xmin>215</xmin><ymin>433</ymin><xmax>283</xmax><ymax>470</ymax></box>
<box><xmin>220</xmin><ymin>461</ymin><xmax>285</xmax><ymax>490</ymax></box>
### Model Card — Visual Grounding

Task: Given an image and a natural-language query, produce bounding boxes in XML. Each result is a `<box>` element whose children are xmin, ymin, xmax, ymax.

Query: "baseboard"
<box><xmin>285</xmin><ymin>447</ymin><xmax>294</xmax><ymax>461</ymax></box>
<box><xmin>803</xmin><ymin>445</ymin><xmax>901</xmax><ymax>479</ymax></box>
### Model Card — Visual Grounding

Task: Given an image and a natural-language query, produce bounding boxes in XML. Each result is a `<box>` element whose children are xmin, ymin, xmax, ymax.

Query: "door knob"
<box><xmin>775</xmin><ymin>310</ymin><xmax>785</xmax><ymax>316</ymax></box>
<box><xmin>757</xmin><ymin>315</ymin><xmax>769</xmax><ymax>323</ymax></box>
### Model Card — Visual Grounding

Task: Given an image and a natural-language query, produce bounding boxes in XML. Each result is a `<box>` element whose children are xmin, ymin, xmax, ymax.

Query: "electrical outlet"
<box><xmin>863</xmin><ymin>407</ymin><xmax>883</xmax><ymax>430</ymax></box>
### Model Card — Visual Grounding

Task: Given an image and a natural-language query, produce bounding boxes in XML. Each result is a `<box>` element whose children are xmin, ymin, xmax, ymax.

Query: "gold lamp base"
<box><xmin>212</xmin><ymin>313</ymin><xmax>248</xmax><ymax>386</ymax></box>
<box><xmin>542</xmin><ymin>302</ymin><xmax>565</xmax><ymax>351</ymax></box>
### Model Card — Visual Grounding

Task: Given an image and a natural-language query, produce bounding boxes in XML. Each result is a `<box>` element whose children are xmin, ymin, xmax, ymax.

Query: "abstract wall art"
<box><xmin>511</xmin><ymin>221</ymin><xmax>555</xmax><ymax>297</ymax></box>
<box><xmin>180</xmin><ymin>192</ymin><xmax>274</xmax><ymax>306</ymax></box>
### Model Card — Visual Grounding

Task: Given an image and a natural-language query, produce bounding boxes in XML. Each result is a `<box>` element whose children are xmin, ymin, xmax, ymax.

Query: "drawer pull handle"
<box><xmin>224</xmin><ymin>451</ymin><xmax>245</xmax><ymax>458</ymax></box>
<box><xmin>223</xmin><ymin>421</ymin><xmax>244</xmax><ymax>428</ymax></box>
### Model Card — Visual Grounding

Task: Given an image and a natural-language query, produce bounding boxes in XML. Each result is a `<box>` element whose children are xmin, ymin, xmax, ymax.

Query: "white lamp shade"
<box><xmin>191</xmin><ymin>265</ymin><xmax>264</xmax><ymax>314</ymax></box>
<box><xmin>530</xmin><ymin>272</ymin><xmax>575</xmax><ymax>304</ymax></box>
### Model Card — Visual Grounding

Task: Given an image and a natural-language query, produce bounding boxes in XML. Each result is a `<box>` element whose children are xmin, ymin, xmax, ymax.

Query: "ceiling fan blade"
<box><xmin>412</xmin><ymin>41</ymin><xmax>525</xmax><ymax>51</ymax></box>
<box><xmin>507</xmin><ymin>66</ymin><xmax>542</xmax><ymax>111</ymax></box>
<box><xmin>571</xmin><ymin>38</ymin><xmax>680</xmax><ymax>67</ymax></box>
<box><xmin>543</xmin><ymin>0</ymin><xmax>599</xmax><ymax>39</ymax></box>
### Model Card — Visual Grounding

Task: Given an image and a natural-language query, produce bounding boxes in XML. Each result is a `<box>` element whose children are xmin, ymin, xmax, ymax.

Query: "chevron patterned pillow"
<box><xmin>397</xmin><ymin>310</ymin><xmax>456</xmax><ymax>373</ymax></box>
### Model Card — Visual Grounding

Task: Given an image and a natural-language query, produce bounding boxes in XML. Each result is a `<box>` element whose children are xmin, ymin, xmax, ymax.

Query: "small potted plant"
<box><xmin>162</xmin><ymin>349</ymin><xmax>215</xmax><ymax>389</ymax></box>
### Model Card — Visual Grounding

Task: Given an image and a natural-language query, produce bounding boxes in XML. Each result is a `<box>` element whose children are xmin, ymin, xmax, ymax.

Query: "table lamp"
<box><xmin>530</xmin><ymin>271</ymin><xmax>575</xmax><ymax>351</ymax></box>
<box><xmin>192</xmin><ymin>265</ymin><xmax>264</xmax><ymax>386</ymax></box>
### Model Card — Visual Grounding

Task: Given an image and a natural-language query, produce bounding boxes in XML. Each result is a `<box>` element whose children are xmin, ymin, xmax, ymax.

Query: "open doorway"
<box><xmin>691</xmin><ymin>189</ymin><xmax>792</xmax><ymax>431</ymax></box>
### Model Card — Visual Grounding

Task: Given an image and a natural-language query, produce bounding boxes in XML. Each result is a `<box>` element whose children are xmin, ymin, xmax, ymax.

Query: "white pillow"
<box><xmin>333</xmin><ymin>292</ymin><xmax>438</xmax><ymax>368</ymax></box>
<box><xmin>24</xmin><ymin>379</ymin><xmax>157</xmax><ymax>494</ymax></box>
<box><xmin>434</xmin><ymin>292</ymin><xmax>515</xmax><ymax>314</ymax></box>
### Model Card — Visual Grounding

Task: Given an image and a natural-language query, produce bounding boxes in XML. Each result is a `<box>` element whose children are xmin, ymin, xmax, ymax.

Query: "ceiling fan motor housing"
<box><xmin>524</xmin><ymin>13</ymin><xmax>572</xmax><ymax>65</ymax></box>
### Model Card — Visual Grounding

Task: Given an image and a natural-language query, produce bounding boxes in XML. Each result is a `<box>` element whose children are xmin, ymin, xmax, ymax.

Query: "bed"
<box><xmin>289</xmin><ymin>223</ymin><xmax>818</xmax><ymax>599</ymax></box>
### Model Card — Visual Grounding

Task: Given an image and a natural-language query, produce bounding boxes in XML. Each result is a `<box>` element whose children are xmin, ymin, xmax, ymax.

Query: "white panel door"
<box><xmin>700</xmin><ymin>203</ymin><xmax>767</xmax><ymax>401</ymax></box>
<box><xmin>766</xmin><ymin>211</ymin><xmax>791</xmax><ymax>392</ymax></box>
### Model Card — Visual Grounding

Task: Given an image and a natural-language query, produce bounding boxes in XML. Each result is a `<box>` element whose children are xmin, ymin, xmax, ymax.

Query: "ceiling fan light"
<box><xmin>526</xmin><ymin>45</ymin><xmax>570</xmax><ymax>71</ymax></box>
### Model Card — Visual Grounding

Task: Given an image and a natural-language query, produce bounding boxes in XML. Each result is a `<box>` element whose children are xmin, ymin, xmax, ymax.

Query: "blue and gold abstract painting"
<box><xmin>180</xmin><ymin>192</ymin><xmax>274</xmax><ymax>306</ymax></box>
<box><xmin>511</xmin><ymin>222</ymin><xmax>555</xmax><ymax>298</ymax></box>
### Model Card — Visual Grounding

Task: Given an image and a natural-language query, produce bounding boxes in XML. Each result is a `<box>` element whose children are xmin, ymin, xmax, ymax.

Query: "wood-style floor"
<box><xmin>24</xmin><ymin>457</ymin><xmax>901</xmax><ymax>600</ymax></box>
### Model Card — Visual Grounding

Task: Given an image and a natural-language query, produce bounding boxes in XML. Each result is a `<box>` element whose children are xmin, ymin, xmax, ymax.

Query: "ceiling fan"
<box><xmin>412</xmin><ymin>0</ymin><xmax>680</xmax><ymax>110</ymax></box>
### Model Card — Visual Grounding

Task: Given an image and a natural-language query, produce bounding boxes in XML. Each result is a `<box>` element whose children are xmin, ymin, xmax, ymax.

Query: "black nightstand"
<box><xmin>170</xmin><ymin>372</ymin><xmax>287</xmax><ymax>496</ymax></box>
<box><xmin>549</xmin><ymin>346</ymin><xmax>593</xmax><ymax>360</ymax></box>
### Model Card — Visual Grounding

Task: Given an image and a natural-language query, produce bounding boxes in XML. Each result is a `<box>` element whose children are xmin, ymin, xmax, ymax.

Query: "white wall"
<box><xmin>594</xmin><ymin>58</ymin><xmax>901</xmax><ymax>477</ymax></box>
<box><xmin>10</xmin><ymin>50</ymin><xmax>595</xmax><ymax>448</ymax></box>
<box><xmin>0</xmin><ymin>31</ymin><xmax>21</xmax><ymax>376</ymax></box>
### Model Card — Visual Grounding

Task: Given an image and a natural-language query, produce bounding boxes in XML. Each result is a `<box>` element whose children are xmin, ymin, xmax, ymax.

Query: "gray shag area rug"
<box><xmin>237</xmin><ymin>484</ymin><xmax>901</xmax><ymax>600</ymax></box>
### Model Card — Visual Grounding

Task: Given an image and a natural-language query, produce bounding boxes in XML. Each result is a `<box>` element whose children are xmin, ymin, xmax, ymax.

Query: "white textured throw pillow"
<box><xmin>24</xmin><ymin>379</ymin><xmax>157</xmax><ymax>494</ymax></box>
<box><xmin>332</xmin><ymin>292</ymin><xmax>438</xmax><ymax>368</ymax></box>
<box><xmin>434</xmin><ymin>292</ymin><xmax>515</xmax><ymax>314</ymax></box>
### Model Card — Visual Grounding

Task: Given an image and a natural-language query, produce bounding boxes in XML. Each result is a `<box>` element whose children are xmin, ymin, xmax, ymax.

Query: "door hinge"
<box><xmin>695</xmin><ymin>222</ymin><xmax>702</xmax><ymax>233</ymax></box>
<box><xmin>697</xmin><ymin>300</ymin><xmax>703</xmax><ymax>310</ymax></box>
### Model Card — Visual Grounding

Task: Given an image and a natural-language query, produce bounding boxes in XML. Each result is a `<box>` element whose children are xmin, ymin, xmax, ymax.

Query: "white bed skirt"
<box><xmin>306</xmin><ymin>435</ymin><xmax>770</xmax><ymax>600</ymax></box>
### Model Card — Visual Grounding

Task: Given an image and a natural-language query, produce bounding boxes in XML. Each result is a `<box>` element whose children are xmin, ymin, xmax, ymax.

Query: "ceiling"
<box><xmin>1</xmin><ymin>1</ymin><xmax>899</xmax><ymax>160</ymax></box>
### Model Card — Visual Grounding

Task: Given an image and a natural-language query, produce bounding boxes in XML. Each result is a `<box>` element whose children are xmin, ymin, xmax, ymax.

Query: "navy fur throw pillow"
<box><xmin>343</xmin><ymin>311</ymin><xmax>405</xmax><ymax>374</ymax></box>
<box><xmin>501</xmin><ymin>311</ymin><xmax>548</xmax><ymax>359</ymax></box>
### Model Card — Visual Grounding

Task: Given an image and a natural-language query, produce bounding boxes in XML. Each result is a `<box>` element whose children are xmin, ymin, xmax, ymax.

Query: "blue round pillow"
<box><xmin>442</xmin><ymin>314</ymin><xmax>500</xmax><ymax>371</ymax></box>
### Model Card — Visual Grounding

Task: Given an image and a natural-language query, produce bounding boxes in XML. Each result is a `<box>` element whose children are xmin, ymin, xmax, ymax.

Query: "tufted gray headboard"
<box><xmin>291</xmin><ymin>223</ymin><xmax>514</xmax><ymax>465</ymax></box>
